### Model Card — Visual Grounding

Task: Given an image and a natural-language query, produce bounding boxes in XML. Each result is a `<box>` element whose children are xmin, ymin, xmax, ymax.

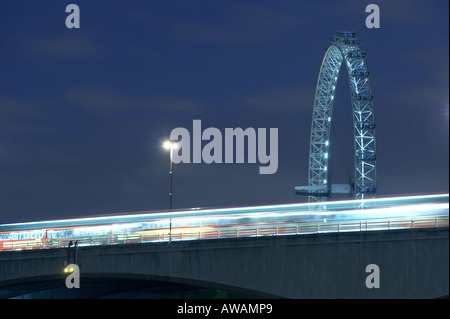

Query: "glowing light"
<box><xmin>163</xmin><ymin>141</ymin><xmax>172</xmax><ymax>149</ymax></box>
<box><xmin>64</xmin><ymin>267</ymin><xmax>74</xmax><ymax>273</ymax></box>
<box><xmin>1</xmin><ymin>194</ymin><xmax>448</xmax><ymax>232</ymax></box>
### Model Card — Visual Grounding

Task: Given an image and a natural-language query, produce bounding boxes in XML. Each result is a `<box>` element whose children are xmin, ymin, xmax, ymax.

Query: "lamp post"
<box><xmin>163</xmin><ymin>141</ymin><xmax>178</xmax><ymax>242</ymax></box>
<box><xmin>163</xmin><ymin>141</ymin><xmax>178</xmax><ymax>210</ymax></box>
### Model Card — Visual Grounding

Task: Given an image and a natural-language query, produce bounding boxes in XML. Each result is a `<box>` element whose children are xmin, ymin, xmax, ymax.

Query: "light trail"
<box><xmin>0</xmin><ymin>194</ymin><xmax>448</xmax><ymax>251</ymax></box>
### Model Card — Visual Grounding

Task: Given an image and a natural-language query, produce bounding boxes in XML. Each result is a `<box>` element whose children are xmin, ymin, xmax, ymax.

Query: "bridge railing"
<box><xmin>1</xmin><ymin>216</ymin><xmax>448</xmax><ymax>251</ymax></box>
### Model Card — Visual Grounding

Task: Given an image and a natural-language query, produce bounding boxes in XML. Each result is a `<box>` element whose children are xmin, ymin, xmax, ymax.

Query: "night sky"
<box><xmin>0</xmin><ymin>0</ymin><xmax>448</xmax><ymax>224</ymax></box>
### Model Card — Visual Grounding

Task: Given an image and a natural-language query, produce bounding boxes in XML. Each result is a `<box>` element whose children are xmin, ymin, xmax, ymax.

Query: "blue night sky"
<box><xmin>0</xmin><ymin>0</ymin><xmax>448</xmax><ymax>223</ymax></box>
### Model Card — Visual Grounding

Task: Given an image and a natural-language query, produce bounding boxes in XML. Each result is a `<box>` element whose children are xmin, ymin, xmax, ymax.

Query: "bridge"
<box><xmin>0</xmin><ymin>194</ymin><xmax>448</xmax><ymax>298</ymax></box>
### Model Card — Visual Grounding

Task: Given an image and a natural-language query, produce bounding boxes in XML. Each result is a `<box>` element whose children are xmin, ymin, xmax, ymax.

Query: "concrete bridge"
<box><xmin>0</xmin><ymin>228</ymin><xmax>448</xmax><ymax>298</ymax></box>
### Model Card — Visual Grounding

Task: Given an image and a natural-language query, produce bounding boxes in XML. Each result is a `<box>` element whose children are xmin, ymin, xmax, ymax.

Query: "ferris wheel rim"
<box><xmin>307</xmin><ymin>30</ymin><xmax>377</xmax><ymax>202</ymax></box>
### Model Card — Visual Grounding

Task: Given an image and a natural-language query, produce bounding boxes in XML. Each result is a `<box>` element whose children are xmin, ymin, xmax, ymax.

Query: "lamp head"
<box><xmin>163</xmin><ymin>141</ymin><xmax>178</xmax><ymax>150</ymax></box>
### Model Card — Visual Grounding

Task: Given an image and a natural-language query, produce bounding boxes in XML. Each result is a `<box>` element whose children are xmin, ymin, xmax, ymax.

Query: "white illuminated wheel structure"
<box><xmin>301</xmin><ymin>30</ymin><xmax>377</xmax><ymax>202</ymax></box>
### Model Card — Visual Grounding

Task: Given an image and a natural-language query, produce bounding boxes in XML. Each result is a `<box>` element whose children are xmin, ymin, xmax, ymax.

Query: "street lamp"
<box><xmin>163</xmin><ymin>141</ymin><xmax>178</xmax><ymax>211</ymax></box>
<box><xmin>163</xmin><ymin>141</ymin><xmax>178</xmax><ymax>242</ymax></box>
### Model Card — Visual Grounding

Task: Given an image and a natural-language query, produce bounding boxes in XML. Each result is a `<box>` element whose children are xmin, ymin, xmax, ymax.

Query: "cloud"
<box><xmin>409</xmin><ymin>44</ymin><xmax>449</xmax><ymax>85</ymax></box>
<box><xmin>0</xmin><ymin>96</ymin><xmax>79</xmax><ymax>164</ymax></box>
<box><xmin>238</xmin><ymin>86</ymin><xmax>315</xmax><ymax>113</ymax></box>
<box><xmin>65</xmin><ymin>86</ymin><xmax>209</xmax><ymax>116</ymax></box>
<box><xmin>0</xmin><ymin>97</ymin><xmax>41</xmax><ymax>117</ymax></box>
<box><xmin>0</xmin><ymin>139</ymin><xmax>14</xmax><ymax>161</ymax></box>
<box><xmin>0</xmin><ymin>97</ymin><xmax>46</xmax><ymax>134</ymax></box>
<box><xmin>377</xmin><ymin>0</ymin><xmax>447</xmax><ymax>25</ymax></box>
<box><xmin>25</xmin><ymin>35</ymin><xmax>98</xmax><ymax>57</ymax></box>
<box><xmin>177</xmin><ymin>4</ymin><xmax>307</xmax><ymax>44</ymax></box>
<box><xmin>317</xmin><ymin>0</ymin><xmax>441</xmax><ymax>26</ymax></box>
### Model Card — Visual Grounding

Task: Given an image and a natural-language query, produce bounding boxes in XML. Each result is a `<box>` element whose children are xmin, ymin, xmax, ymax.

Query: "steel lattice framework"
<box><xmin>307</xmin><ymin>30</ymin><xmax>377</xmax><ymax>201</ymax></box>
